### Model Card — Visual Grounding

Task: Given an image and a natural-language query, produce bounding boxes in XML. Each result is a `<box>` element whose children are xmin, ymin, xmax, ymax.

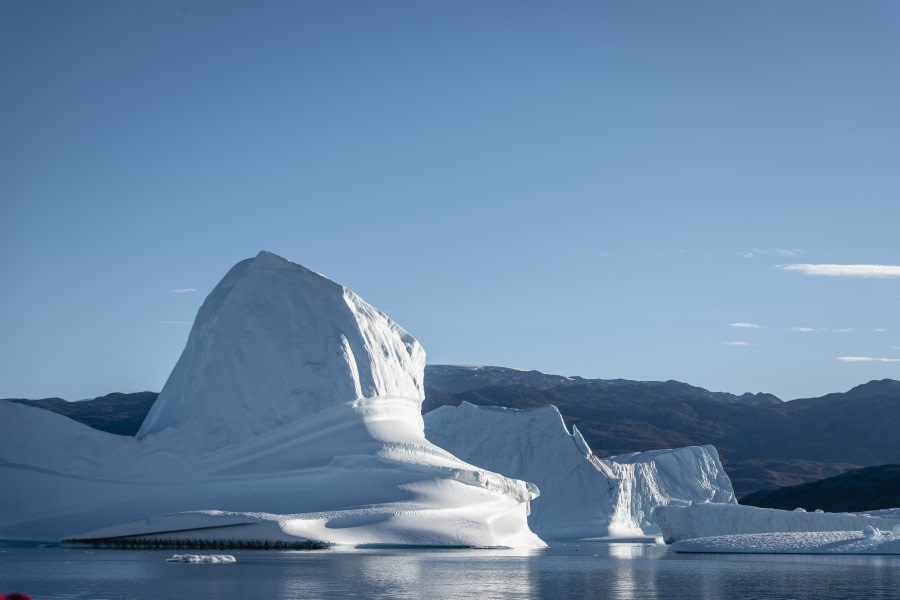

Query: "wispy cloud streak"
<box><xmin>168</xmin><ymin>288</ymin><xmax>198</xmax><ymax>294</ymax></box>
<box><xmin>741</xmin><ymin>248</ymin><xmax>803</xmax><ymax>259</ymax></box>
<box><xmin>730</xmin><ymin>322</ymin><xmax>762</xmax><ymax>329</ymax></box>
<box><xmin>837</xmin><ymin>356</ymin><xmax>900</xmax><ymax>363</ymax></box>
<box><xmin>775</xmin><ymin>248</ymin><xmax>803</xmax><ymax>257</ymax></box>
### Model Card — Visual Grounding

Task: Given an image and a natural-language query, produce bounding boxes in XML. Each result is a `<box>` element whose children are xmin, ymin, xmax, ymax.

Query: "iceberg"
<box><xmin>670</xmin><ymin>529</ymin><xmax>900</xmax><ymax>555</ymax></box>
<box><xmin>424</xmin><ymin>402</ymin><xmax>736</xmax><ymax>540</ymax></box>
<box><xmin>0</xmin><ymin>252</ymin><xmax>542</xmax><ymax>549</ymax></box>
<box><xmin>655</xmin><ymin>503</ymin><xmax>900</xmax><ymax>543</ymax></box>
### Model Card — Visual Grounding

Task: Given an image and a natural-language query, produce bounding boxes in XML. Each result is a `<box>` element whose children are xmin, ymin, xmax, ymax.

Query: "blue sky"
<box><xmin>2</xmin><ymin>1</ymin><xmax>898</xmax><ymax>401</ymax></box>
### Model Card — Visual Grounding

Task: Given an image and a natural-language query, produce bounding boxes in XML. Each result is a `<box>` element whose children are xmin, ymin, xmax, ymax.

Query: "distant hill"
<box><xmin>740</xmin><ymin>465</ymin><xmax>900</xmax><ymax>512</ymax></box>
<box><xmin>4</xmin><ymin>367</ymin><xmax>899</xmax><ymax>496</ymax></box>
<box><xmin>424</xmin><ymin>365</ymin><xmax>587</xmax><ymax>393</ymax></box>
<box><xmin>424</xmin><ymin>365</ymin><xmax>782</xmax><ymax>406</ymax></box>
<box><xmin>6</xmin><ymin>392</ymin><xmax>158</xmax><ymax>436</ymax></box>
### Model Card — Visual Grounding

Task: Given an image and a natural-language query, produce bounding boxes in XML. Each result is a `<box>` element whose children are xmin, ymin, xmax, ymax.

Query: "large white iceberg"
<box><xmin>424</xmin><ymin>402</ymin><xmax>736</xmax><ymax>540</ymax></box>
<box><xmin>0</xmin><ymin>252</ymin><xmax>542</xmax><ymax>549</ymax></box>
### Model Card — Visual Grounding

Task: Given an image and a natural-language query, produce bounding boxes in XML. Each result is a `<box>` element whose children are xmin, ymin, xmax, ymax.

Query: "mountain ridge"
<box><xmin>740</xmin><ymin>465</ymin><xmax>900</xmax><ymax>512</ymax></box>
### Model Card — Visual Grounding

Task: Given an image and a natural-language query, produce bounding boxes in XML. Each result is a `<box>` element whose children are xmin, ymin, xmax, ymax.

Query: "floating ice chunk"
<box><xmin>793</xmin><ymin>507</ymin><xmax>806</xmax><ymax>512</ymax></box>
<box><xmin>894</xmin><ymin>524</ymin><xmax>900</xmax><ymax>534</ymax></box>
<box><xmin>166</xmin><ymin>554</ymin><xmax>236</xmax><ymax>563</ymax></box>
<box><xmin>862</xmin><ymin>525</ymin><xmax>881</xmax><ymax>539</ymax></box>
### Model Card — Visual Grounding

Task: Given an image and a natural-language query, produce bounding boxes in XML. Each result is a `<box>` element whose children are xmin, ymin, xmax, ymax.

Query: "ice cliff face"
<box><xmin>424</xmin><ymin>402</ymin><xmax>736</xmax><ymax>540</ymax></box>
<box><xmin>606</xmin><ymin>446</ymin><xmax>736</xmax><ymax>534</ymax></box>
<box><xmin>0</xmin><ymin>252</ymin><xmax>542</xmax><ymax>548</ymax></box>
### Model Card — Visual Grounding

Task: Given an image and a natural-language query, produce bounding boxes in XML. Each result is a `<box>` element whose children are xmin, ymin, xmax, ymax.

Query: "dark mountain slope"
<box><xmin>423</xmin><ymin>365</ymin><xmax>782</xmax><ymax>406</ymax></box>
<box><xmin>741</xmin><ymin>465</ymin><xmax>900</xmax><ymax>512</ymax></box>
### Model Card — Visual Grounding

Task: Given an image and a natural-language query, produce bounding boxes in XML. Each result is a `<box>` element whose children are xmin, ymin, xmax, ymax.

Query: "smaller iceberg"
<box><xmin>424</xmin><ymin>402</ymin><xmax>736</xmax><ymax>540</ymax></box>
<box><xmin>655</xmin><ymin>503</ymin><xmax>900</xmax><ymax>543</ymax></box>
<box><xmin>671</xmin><ymin>529</ymin><xmax>900</xmax><ymax>554</ymax></box>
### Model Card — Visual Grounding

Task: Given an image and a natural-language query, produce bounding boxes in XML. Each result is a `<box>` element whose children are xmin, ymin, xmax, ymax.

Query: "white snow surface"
<box><xmin>656</xmin><ymin>503</ymin><xmax>900</xmax><ymax>543</ymax></box>
<box><xmin>0</xmin><ymin>252</ymin><xmax>542</xmax><ymax>548</ymax></box>
<box><xmin>670</xmin><ymin>530</ymin><xmax>900</xmax><ymax>554</ymax></box>
<box><xmin>424</xmin><ymin>402</ymin><xmax>736</xmax><ymax>540</ymax></box>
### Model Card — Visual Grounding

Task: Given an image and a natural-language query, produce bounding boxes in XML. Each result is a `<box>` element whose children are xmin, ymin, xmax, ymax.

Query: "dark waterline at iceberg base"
<box><xmin>3</xmin><ymin>542</ymin><xmax>899</xmax><ymax>600</ymax></box>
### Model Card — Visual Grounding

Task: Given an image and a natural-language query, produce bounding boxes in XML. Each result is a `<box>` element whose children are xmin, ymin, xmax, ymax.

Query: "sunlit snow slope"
<box><xmin>424</xmin><ymin>402</ymin><xmax>735</xmax><ymax>540</ymax></box>
<box><xmin>0</xmin><ymin>252</ymin><xmax>542</xmax><ymax>548</ymax></box>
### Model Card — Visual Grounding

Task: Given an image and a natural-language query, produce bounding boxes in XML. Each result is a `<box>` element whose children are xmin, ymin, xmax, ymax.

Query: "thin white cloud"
<box><xmin>154</xmin><ymin>320</ymin><xmax>194</xmax><ymax>325</ymax></box>
<box><xmin>730</xmin><ymin>322</ymin><xmax>762</xmax><ymax>329</ymax></box>
<box><xmin>779</xmin><ymin>264</ymin><xmax>900</xmax><ymax>278</ymax></box>
<box><xmin>724</xmin><ymin>341</ymin><xmax>751</xmax><ymax>347</ymax></box>
<box><xmin>832</xmin><ymin>328</ymin><xmax>856</xmax><ymax>333</ymax></box>
<box><xmin>742</xmin><ymin>248</ymin><xmax>803</xmax><ymax>259</ymax></box>
<box><xmin>168</xmin><ymin>288</ymin><xmax>198</xmax><ymax>294</ymax></box>
<box><xmin>775</xmin><ymin>248</ymin><xmax>803</xmax><ymax>257</ymax></box>
<box><xmin>740</xmin><ymin>248</ymin><xmax>770</xmax><ymax>259</ymax></box>
<box><xmin>837</xmin><ymin>356</ymin><xmax>900</xmax><ymax>363</ymax></box>
<box><xmin>874</xmin><ymin>328</ymin><xmax>888</xmax><ymax>333</ymax></box>
<box><xmin>791</xmin><ymin>327</ymin><xmax>819</xmax><ymax>333</ymax></box>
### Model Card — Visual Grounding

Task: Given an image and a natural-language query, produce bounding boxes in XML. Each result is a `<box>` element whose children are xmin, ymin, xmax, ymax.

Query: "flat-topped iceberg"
<box><xmin>671</xmin><ymin>529</ymin><xmax>900</xmax><ymax>555</ymax></box>
<box><xmin>424</xmin><ymin>402</ymin><xmax>736</xmax><ymax>540</ymax></box>
<box><xmin>0</xmin><ymin>252</ymin><xmax>542</xmax><ymax>548</ymax></box>
<box><xmin>656</xmin><ymin>503</ymin><xmax>900</xmax><ymax>543</ymax></box>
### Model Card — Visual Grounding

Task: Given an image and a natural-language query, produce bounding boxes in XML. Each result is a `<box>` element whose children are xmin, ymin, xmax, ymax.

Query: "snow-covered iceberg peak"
<box><xmin>138</xmin><ymin>251</ymin><xmax>426</xmax><ymax>442</ymax></box>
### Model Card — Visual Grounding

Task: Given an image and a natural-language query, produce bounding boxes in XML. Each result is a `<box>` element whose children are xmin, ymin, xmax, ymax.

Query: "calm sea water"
<box><xmin>2</xmin><ymin>542</ymin><xmax>899</xmax><ymax>599</ymax></box>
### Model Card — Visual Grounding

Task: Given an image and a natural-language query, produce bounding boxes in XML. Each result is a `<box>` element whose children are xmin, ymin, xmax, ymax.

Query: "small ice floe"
<box><xmin>166</xmin><ymin>554</ymin><xmax>236</xmax><ymax>564</ymax></box>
